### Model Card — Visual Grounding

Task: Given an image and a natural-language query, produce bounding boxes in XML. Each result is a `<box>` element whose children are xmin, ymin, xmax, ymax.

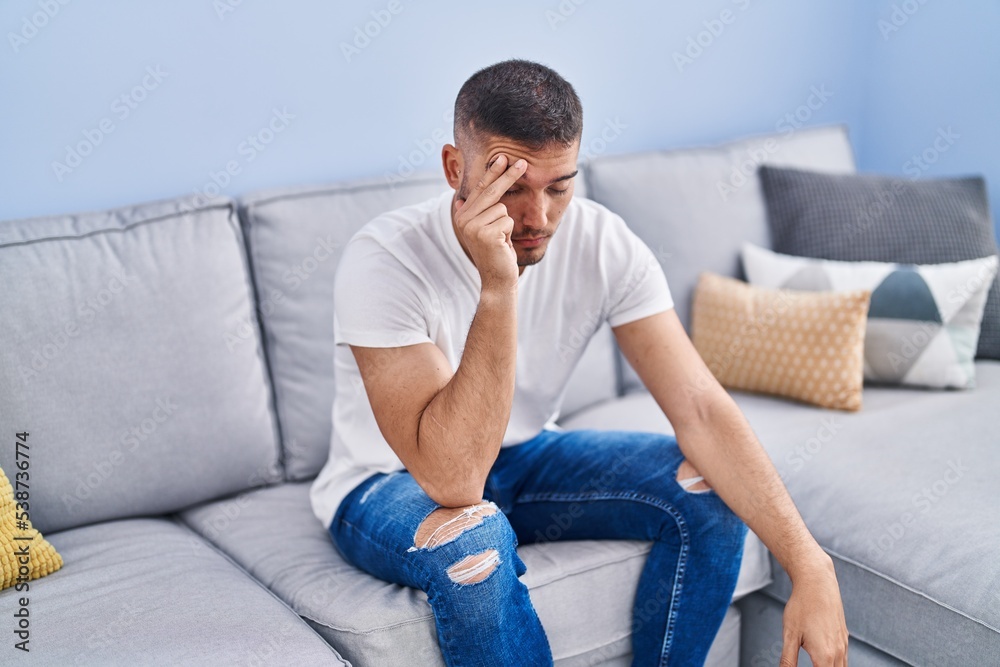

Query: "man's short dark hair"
<box><xmin>454</xmin><ymin>59</ymin><xmax>583</xmax><ymax>151</ymax></box>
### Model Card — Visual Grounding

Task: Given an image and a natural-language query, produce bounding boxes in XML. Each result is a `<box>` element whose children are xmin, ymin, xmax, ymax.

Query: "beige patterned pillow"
<box><xmin>691</xmin><ymin>272</ymin><xmax>871</xmax><ymax>411</ymax></box>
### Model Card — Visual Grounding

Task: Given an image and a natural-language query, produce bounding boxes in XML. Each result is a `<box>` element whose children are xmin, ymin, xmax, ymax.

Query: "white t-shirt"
<box><xmin>310</xmin><ymin>189</ymin><xmax>674</xmax><ymax>527</ymax></box>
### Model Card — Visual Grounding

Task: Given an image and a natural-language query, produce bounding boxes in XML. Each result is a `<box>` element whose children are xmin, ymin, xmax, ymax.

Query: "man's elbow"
<box><xmin>421</xmin><ymin>477</ymin><xmax>487</xmax><ymax>509</ymax></box>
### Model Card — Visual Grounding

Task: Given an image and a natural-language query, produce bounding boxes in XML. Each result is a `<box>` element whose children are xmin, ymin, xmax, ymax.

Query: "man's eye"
<box><xmin>549</xmin><ymin>188</ymin><xmax>570</xmax><ymax>196</ymax></box>
<box><xmin>503</xmin><ymin>189</ymin><xmax>520</xmax><ymax>197</ymax></box>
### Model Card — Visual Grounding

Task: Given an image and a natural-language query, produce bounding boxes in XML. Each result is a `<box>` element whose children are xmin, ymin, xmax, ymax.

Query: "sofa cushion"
<box><xmin>179</xmin><ymin>481</ymin><xmax>768</xmax><ymax>666</ymax></box>
<box><xmin>742</xmin><ymin>243</ymin><xmax>998</xmax><ymax>389</ymax></box>
<box><xmin>0</xmin><ymin>517</ymin><xmax>347</xmax><ymax>665</ymax></box>
<box><xmin>238</xmin><ymin>169</ymin><xmax>613</xmax><ymax>481</ymax></box>
<box><xmin>758</xmin><ymin>167</ymin><xmax>1000</xmax><ymax>360</ymax></box>
<box><xmin>583</xmin><ymin>124</ymin><xmax>856</xmax><ymax>393</ymax></box>
<box><xmin>691</xmin><ymin>271</ymin><xmax>870</xmax><ymax>410</ymax></box>
<box><xmin>561</xmin><ymin>362</ymin><xmax>1000</xmax><ymax>665</ymax></box>
<box><xmin>0</xmin><ymin>197</ymin><xmax>281</xmax><ymax>534</ymax></box>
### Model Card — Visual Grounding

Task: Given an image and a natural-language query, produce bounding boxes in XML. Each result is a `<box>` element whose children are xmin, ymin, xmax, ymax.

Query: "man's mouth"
<box><xmin>513</xmin><ymin>235</ymin><xmax>548</xmax><ymax>248</ymax></box>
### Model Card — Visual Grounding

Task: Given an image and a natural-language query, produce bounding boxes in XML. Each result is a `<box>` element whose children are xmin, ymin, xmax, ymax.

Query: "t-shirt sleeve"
<box><xmin>333</xmin><ymin>235</ymin><xmax>434</xmax><ymax>348</ymax></box>
<box><xmin>603</xmin><ymin>213</ymin><xmax>675</xmax><ymax>328</ymax></box>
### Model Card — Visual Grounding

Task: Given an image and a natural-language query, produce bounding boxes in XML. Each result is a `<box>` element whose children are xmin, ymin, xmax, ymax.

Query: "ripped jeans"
<box><xmin>328</xmin><ymin>428</ymin><xmax>748</xmax><ymax>667</ymax></box>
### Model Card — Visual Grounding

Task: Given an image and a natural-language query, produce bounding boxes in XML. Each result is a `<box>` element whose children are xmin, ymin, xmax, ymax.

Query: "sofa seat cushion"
<box><xmin>0</xmin><ymin>517</ymin><xmax>347</xmax><ymax>666</ymax></box>
<box><xmin>561</xmin><ymin>361</ymin><xmax>1000</xmax><ymax>665</ymax></box>
<box><xmin>178</xmin><ymin>481</ymin><xmax>768</xmax><ymax>666</ymax></box>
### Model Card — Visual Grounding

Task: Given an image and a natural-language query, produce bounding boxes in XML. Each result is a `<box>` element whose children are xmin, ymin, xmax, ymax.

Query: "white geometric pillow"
<box><xmin>741</xmin><ymin>243</ymin><xmax>999</xmax><ymax>389</ymax></box>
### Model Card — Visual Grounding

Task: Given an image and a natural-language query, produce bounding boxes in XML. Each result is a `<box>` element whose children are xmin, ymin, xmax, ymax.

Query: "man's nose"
<box><xmin>520</xmin><ymin>196</ymin><xmax>547</xmax><ymax>231</ymax></box>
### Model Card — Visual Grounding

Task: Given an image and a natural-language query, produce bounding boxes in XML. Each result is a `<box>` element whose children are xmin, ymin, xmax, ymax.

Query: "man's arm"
<box><xmin>350</xmin><ymin>288</ymin><xmax>516</xmax><ymax>507</ymax></box>
<box><xmin>613</xmin><ymin>308</ymin><xmax>849</xmax><ymax>667</ymax></box>
<box><xmin>350</xmin><ymin>154</ymin><xmax>527</xmax><ymax>508</ymax></box>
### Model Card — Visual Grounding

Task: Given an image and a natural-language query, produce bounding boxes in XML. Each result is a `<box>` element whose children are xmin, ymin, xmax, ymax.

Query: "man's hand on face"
<box><xmin>454</xmin><ymin>153</ymin><xmax>527</xmax><ymax>293</ymax></box>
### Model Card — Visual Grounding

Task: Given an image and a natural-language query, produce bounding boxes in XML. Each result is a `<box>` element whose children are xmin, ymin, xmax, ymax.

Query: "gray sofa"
<box><xmin>1</xmin><ymin>125</ymin><xmax>996</xmax><ymax>666</ymax></box>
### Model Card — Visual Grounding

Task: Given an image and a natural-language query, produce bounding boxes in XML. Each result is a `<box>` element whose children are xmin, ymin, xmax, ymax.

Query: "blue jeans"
<box><xmin>329</xmin><ymin>428</ymin><xmax>748</xmax><ymax>666</ymax></box>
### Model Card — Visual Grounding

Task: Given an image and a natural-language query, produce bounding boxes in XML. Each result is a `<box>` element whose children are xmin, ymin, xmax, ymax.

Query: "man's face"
<box><xmin>454</xmin><ymin>136</ymin><xmax>580</xmax><ymax>268</ymax></box>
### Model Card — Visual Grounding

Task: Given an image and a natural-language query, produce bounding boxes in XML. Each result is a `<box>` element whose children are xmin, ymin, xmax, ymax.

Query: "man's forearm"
<box><xmin>676</xmin><ymin>389</ymin><xmax>831</xmax><ymax>579</ymax></box>
<box><xmin>416</xmin><ymin>286</ymin><xmax>517</xmax><ymax>505</ymax></box>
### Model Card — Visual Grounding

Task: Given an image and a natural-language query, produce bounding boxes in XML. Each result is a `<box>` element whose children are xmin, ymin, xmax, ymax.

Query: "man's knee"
<box><xmin>412</xmin><ymin>501</ymin><xmax>499</xmax><ymax>549</ymax></box>
<box><xmin>677</xmin><ymin>458</ymin><xmax>712</xmax><ymax>493</ymax></box>
<box><xmin>409</xmin><ymin>501</ymin><xmax>512</xmax><ymax>586</ymax></box>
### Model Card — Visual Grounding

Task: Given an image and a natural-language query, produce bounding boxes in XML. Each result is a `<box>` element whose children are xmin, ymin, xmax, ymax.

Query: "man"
<box><xmin>311</xmin><ymin>59</ymin><xmax>849</xmax><ymax>666</ymax></box>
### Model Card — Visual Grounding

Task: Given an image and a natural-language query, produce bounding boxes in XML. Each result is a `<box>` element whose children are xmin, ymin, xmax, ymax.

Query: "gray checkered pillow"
<box><xmin>758</xmin><ymin>166</ymin><xmax>1000</xmax><ymax>360</ymax></box>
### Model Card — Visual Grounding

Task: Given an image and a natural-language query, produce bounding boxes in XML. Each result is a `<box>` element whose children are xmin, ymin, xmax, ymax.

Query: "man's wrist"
<box><xmin>479</xmin><ymin>284</ymin><xmax>518</xmax><ymax>304</ymax></box>
<box><xmin>784</xmin><ymin>542</ymin><xmax>834</xmax><ymax>583</ymax></box>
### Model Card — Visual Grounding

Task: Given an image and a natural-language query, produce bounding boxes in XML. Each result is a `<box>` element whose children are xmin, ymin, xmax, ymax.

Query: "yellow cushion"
<box><xmin>1</xmin><ymin>464</ymin><xmax>63</xmax><ymax>591</ymax></box>
<box><xmin>691</xmin><ymin>272</ymin><xmax>871</xmax><ymax>411</ymax></box>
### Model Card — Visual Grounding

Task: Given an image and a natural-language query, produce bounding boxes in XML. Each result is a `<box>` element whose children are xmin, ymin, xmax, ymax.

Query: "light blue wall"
<box><xmin>1</xmin><ymin>0</ymin><xmax>995</xmax><ymax>241</ymax></box>
<box><xmin>0</xmin><ymin>0</ymin><xmax>864</xmax><ymax>220</ymax></box>
<box><xmin>856</xmin><ymin>0</ymin><xmax>1000</xmax><ymax>239</ymax></box>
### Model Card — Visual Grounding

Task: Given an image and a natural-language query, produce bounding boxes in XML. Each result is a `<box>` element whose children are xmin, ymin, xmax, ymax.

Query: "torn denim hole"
<box><xmin>447</xmin><ymin>549</ymin><xmax>501</xmax><ymax>585</ymax></box>
<box><xmin>678</xmin><ymin>475</ymin><xmax>712</xmax><ymax>493</ymax></box>
<box><xmin>407</xmin><ymin>501</ymin><xmax>498</xmax><ymax>552</ymax></box>
<box><xmin>677</xmin><ymin>459</ymin><xmax>712</xmax><ymax>494</ymax></box>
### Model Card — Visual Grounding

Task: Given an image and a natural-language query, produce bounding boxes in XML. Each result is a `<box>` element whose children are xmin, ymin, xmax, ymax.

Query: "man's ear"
<box><xmin>441</xmin><ymin>144</ymin><xmax>463</xmax><ymax>190</ymax></box>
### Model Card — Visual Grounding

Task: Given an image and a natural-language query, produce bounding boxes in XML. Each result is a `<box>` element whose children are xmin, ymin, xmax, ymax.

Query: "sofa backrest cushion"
<box><xmin>0</xmin><ymin>197</ymin><xmax>283</xmax><ymax>534</ymax></box>
<box><xmin>239</xmin><ymin>169</ymin><xmax>611</xmax><ymax>481</ymax></box>
<box><xmin>583</xmin><ymin>124</ymin><xmax>856</xmax><ymax>392</ymax></box>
